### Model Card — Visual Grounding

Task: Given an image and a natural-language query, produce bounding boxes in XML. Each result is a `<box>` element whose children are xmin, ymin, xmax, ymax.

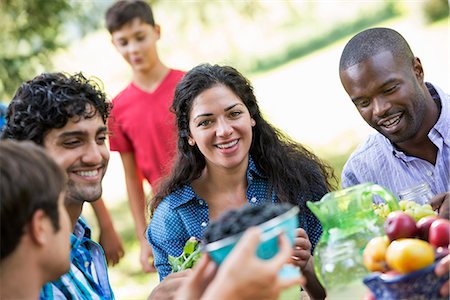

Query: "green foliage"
<box><xmin>169</xmin><ymin>237</ymin><xmax>202</xmax><ymax>272</ymax></box>
<box><xmin>0</xmin><ymin>0</ymin><xmax>110</xmax><ymax>101</ymax></box>
<box><xmin>423</xmin><ymin>0</ymin><xmax>449</xmax><ymax>24</ymax></box>
<box><xmin>246</xmin><ymin>2</ymin><xmax>400</xmax><ymax>75</ymax></box>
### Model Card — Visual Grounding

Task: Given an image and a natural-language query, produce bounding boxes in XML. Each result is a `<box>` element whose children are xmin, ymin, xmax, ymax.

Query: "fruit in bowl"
<box><xmin>203</xmin><ymin>203</ymin><xmax>299</xmax><ymax>277</ymax></box>
<box><xmin>429</xmin><ymin>219</ymin><xmax>450</xmax><ymax>248</ymax></box>
<box><xmin>363</xmin><ymin>258</ymin><xmax>449</xmax><ymax>300</ymax></box>
<box><xmin>363</xmin><ymin>212</ymin><xmax>450</xmax><ymax>299</ymax></box>
<box><xmin>373</xmin><ymin>200</ymin><xmax>436</xmax><ymax>221</ymax></box>
<box><xmin>384</xmin><ymin>211</ymin><xmax>418</xmax><ymax>241</ymax></box>
<box><xmin>416</xmin><ymin>216</ymin><xmax>439</xmax><ymax>241</ymax></box>
<box><xmin>385</xmin><ymin>238</ymin><xmax>435</xmax><ymax>274</ymax></box>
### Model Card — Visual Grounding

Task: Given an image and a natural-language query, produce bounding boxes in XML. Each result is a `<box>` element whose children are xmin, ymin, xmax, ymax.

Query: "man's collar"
<box><xmin>425</xmin><ymin>82</ymin><xmax>442</xmax><ymax>112</ymax></box>
<box><xmin>70</xmin><ymin>217</ymin><xmax>91</xmax><ymax>249</ymax></box>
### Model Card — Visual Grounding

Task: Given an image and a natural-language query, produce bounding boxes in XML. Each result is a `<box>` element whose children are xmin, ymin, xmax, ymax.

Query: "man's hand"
<box><xmin>148</xmin><ymin>270</ymin><xmax>192</xmax><ymax>300</ymax></box>
<box><xmin>435</xmin><ymin>253</ymin><xmax>450</xmax><ymax>297</ymax></box>
<box><xmin>430</xmin><ymin>192</ymin><xmax>450</xmax><ymax>220</ymax></box>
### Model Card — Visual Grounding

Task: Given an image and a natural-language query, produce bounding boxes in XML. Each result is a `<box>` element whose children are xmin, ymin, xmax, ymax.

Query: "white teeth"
<box><xmin>216</xmin><ymin>140</ymin><xmax>238</xmax><ymax>149</ymax></box>
<box><xmin>382</xmin><ymin>115</ymin><xmax>401</xmax><ymax>127</ymax></box>
<box><xmin>76</xmin><ymin>170</ymin><xmax>98</xmax><ymax>177</ymax></box>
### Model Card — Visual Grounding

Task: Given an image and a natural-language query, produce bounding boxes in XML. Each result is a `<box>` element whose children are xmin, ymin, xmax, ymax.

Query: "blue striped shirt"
<box><xmin>40</xmin><ymin>218</ymin><xmax>114</xmax><ymax>300</ymax></box>
<box><xmin>342</xmin><ymin>83</ymin><xmax>450</xmax><ymax>197</ymax></box>
<box><xmin>147</xmin><ymin>156</ymin><xmax>324</xmax><ymax>281</ymax></box>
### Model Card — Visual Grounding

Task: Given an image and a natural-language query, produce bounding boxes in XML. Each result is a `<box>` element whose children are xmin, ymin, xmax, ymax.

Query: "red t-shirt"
<box><xmin>108</xmin><ymin>69</ymin><xmax>185</xmax><ymax>187</ymax></box>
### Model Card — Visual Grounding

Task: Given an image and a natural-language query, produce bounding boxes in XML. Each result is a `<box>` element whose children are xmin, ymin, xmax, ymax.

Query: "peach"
<box><xmin>385</xmin><ymin>238</ymin><xmax>434</xmax><ymax>273</ymax></box>
<box><xmin>363</xmin><ymin>236</ymin><xmax>389</xmax><ymax>272</ymax></box>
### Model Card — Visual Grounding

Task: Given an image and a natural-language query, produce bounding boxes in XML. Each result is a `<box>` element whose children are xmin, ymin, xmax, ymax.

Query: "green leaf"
<box><xmin>170</xmin><ymin>237</ymin><xmax>202</xmax><ymax>273</ymax></box>
<box><xmin>183</xmin><ymin>237</ymin><xmax>199</xmax><ymax>255</ymax></box>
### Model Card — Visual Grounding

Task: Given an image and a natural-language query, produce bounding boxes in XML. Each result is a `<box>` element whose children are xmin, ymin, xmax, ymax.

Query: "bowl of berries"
<box><xmin>203</xmin><ymin>203</ymin><xmax>299</xmax><ymax>274</ymax></box>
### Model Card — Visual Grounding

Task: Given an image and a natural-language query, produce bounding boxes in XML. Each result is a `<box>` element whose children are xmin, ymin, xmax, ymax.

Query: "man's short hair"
<box><xmin>339</xmin><ymin>27</ymin><xmax>415</xmax><ymax>72</ymax></box>
<box><xmin>106</xmin><ymin>0</ymin><xmax>155</xmax><ymax>34</ymax></box>
<box><xmin>0</xmin><ymin>140</ymin><xmax>66</xmax><ymax>260</ymax></box>
<box><xmin>1</xmin><ymin>72</ymin><xmax>110</xmax><ymax>145</ymax></box>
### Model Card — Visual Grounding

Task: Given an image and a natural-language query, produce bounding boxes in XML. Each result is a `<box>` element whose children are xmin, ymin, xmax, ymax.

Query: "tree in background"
<box><xmin>0</xmin><ymin>0</ymin><xmax>110</xmax><ymax>102</ymax></box>
<box><xmin>423</xmin><ymin>0</ymin><xmax>449</xmax><ymax>23</ymax></box>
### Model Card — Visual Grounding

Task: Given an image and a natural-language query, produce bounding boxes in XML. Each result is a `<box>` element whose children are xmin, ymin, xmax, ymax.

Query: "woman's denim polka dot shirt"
<box><xmin>147</xmin><ymin>156</ymin><xmax>324</xmax><ymax>280</ymax></box>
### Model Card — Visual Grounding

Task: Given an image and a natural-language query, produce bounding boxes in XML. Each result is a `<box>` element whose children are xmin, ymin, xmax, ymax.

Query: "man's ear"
<box><xmin>412</xmin><ymin>57</ymin><xmax>424</xmax><ymax>83</ymax></box>
<box><xmin>29</xmin><ymin>210</ymin><xmax>51</xmax><ymax>246</ymax></box>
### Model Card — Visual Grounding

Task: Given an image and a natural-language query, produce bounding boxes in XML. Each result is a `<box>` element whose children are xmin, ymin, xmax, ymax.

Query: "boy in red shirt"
<box><xmin>105</xmin><ymin>0</ymin><xmax>184</xmax><ymax>272</ymax></box>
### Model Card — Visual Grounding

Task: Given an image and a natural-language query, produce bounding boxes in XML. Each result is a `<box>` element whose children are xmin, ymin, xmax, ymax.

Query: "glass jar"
<box><xmin>398</xmin><ymin>182</ymin><xmax>433</xmax><ymax>205</ymax></box>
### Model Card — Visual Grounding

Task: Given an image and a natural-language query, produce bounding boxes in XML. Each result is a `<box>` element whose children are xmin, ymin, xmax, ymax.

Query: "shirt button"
<box><xmin>250</xmin><ymin>197</ymin><xmax>257</xmax><ymax>203</ymax></box>
<box><xmin>426</xmin><ymin>171</ymin><xmax>433</xmax><ymax>176</ymax></box>
<box><xmin>201</xmin><ymin>222</ymin><xmax>207</xmax><ymax>227</ymax></box>
<box><xmin>85</xmin><ymin>261</ymin><xmax>89</xmax><ymax>269</ymax></box>
<box><xmin>198</xmin><ymin>200</ymin><xmax>204</xmax><ymax>205</ymax></box>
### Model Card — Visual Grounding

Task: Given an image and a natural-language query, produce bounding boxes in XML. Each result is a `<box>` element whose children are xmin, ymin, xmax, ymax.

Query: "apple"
<box><xmin>428</xmin><ymin>219</ymin><xmax>450</xmax><ymax>248</ymax></box>
<box><xmin>416</xmin><ymin>216</ymin><xmax>439</xmax><ymax>241</ymax></box>
<box><xmin>384</xmin><ymin>211</ymin><xmax>418</xmax><ymax>241</ymax></box>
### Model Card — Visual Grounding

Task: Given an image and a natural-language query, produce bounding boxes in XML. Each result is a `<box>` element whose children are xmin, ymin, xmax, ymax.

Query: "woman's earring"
<box><xmin>188</xmin><ymin>139</ymin><xmax>195</xmax><ymax>146</ymax></box>
<box><xmin>251</xmin><ymin>119</ymin><xmax>256</xmax><ymax>126</ymax></box>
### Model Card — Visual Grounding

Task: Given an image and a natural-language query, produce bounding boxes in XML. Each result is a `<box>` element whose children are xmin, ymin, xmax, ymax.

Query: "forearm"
<box><xmin>120</xmin><ymin>152</ymin><xmax>150</xmax><ymax>242</ymax></box>
<box><xmin>125</xmin><ymin>176</ymin><xmax>148</xmax><ymax>241</ymax></box>
<box><xmin>302</xmin><ymin>258</ymin><xmax>326</xmax><ymax>300</ymax></box>
<box><xmin>91</xmin><ymin>198</ymin><xmax>115</xmax><ymax>230</ymax></box>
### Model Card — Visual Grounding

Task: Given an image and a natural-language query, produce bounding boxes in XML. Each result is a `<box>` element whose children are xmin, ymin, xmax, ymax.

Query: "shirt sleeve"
<box><xmin>341</xmin><ymin>159</ymin><xmax>361</xmax><ymax>188</ymax></box>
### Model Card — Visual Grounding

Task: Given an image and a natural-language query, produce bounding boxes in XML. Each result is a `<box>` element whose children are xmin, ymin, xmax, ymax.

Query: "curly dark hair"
<box><xmin>1</xmin><ymin>72</ymin><xmax>111</xmax><ymax>145</ymax></box>
<box><xmin>150</xmin><ymin>64</ymin><xmax>336</xmax><ymax>214</ymax></box>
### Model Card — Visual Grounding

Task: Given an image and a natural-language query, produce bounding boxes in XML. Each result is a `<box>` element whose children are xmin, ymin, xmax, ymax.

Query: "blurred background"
<box><xmin>1</xmin><ymin>0</ymin><xmax>449</xmax><ymax>298</ymax></box>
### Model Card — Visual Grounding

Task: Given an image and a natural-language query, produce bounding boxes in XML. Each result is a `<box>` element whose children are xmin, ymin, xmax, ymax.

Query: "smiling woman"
<box><xmin>186</xmin><ymin>85</ymin><xmax>255</xmax><ymax>178</ymax></box>
<box><xmin>146</xmin><ymin>63</ymin><xmax>337</xmax><ymax>299</ymax></box>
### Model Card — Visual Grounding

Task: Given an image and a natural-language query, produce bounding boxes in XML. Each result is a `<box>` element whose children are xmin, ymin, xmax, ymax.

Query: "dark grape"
<box><xmin>203</xmin><ymin>203</ymin><xmax>294</xmax><ymax>244</ymax></box>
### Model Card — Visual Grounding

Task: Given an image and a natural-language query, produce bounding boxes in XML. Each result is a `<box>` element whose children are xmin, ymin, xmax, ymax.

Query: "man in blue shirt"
<box><xmin>2</xmin><ymin>73</ymin><xmax>115</xmax><ymax>299</ymax></box>
<box><xmin>339</xmin><ymin>28</ymin><xmax>449</xmax><ymax>297</ymax></box>
<box><xmin>339</xmin><ymin>27</ymin><xmax>449</xmax><ymax>218</ymax></box>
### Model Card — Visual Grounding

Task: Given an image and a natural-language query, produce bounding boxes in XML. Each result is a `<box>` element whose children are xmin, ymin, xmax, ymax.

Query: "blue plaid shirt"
<box><xmin>147</xmin><ymin>156</ymin><xmax>324</xmax><ymax>280</ymax></box>
<box><xmin>342</xmin><ymin>83</ymin><xmax>450</xmax><ymax>196</ymax></box>
<box><xmin>40</xmin><ymin>218</ymin><xmax>114</xmax><ymax>300</ymax></box>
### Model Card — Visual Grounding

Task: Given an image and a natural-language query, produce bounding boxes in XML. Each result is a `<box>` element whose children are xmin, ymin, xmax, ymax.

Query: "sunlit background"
<box><xmin>1</xmin><ymin>1</ymin><xmax>449</xmax><ymax>299</ymax></box>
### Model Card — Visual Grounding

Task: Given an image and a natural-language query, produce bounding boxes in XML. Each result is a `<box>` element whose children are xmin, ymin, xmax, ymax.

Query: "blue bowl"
<box><xmin>204</xmin><ymin>206</ymin><xmax>299</xmax><ymax>266</ymax></box>
<box><xmin>363</xmin><ymin>259</ymin><xmax>449</xmax><ymax>300</ymax></box>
